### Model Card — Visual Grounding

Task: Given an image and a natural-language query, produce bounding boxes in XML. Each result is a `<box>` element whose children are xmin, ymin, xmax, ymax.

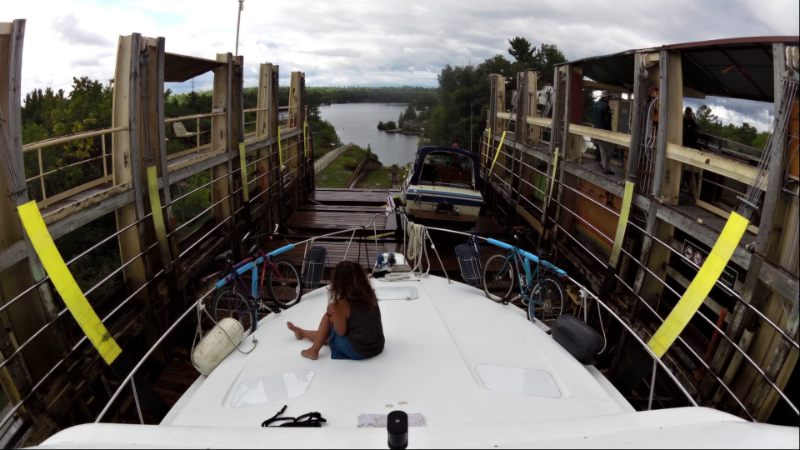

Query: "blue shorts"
<box><xmin>329</xmin><ymin>327</ymin><xmax>366</xmax><ymax>360</ymax></box>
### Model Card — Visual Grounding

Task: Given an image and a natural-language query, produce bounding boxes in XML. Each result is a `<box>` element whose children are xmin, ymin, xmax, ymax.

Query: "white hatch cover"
<box><xmin>476</xmin><ymin>365</ymin><xmax>561</xmax><ymax>398</ymax></box>
<box><xmin>375</xmin><ymin>286</ymin><xmax>419</xmax><ymax>301</ymax></box>
<box><xmin>231</xmin><ymin>371</ymin><xmax>314</xmax><ymax>408</ymax></box>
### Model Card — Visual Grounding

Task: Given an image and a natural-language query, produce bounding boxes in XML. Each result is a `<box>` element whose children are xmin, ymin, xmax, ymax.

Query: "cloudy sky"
<box><xmin>4</xmin><ymin>0</ymin><xmax>798</xmax><ymax>131</ymax></box>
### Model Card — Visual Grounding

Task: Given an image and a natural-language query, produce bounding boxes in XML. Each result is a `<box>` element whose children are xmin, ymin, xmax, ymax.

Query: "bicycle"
<box><xmin>201</xmin><ymin>233</ymin><xmax>302</xmax><ymax>333</ymax></box>
<box><xmin>482</xmin><ymin>227</ymin><xmax>567</xmax><ymax>325</ymax></box>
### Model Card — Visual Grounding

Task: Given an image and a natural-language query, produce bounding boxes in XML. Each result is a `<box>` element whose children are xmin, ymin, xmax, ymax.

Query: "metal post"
<box><xmin>235</xmin><ymin>0</ymin><xmax>245</xmax><ymax>58</ymax></box>
<box><xmin>101</xmin><ymin>134</ymin><xmax>107</xmax><ymax>176</ymax></box>
<box><xmin>648</xmin><ymin>359</ymin><xmax>658</xmax><ymax>411</ymax></box>
<box><xmin>38</xmin><ymin>147</ymin><xmax>46</xmax><ymax>203</ymax></box>
<box><xmin>131</xmin><ymin>380</ymin><xmax>144</xmax><ymax>424</ymax></box>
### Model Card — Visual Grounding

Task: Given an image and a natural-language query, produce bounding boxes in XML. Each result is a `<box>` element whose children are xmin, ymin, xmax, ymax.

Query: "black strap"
<box><xmin>262</xmin><ymin>405</ymin><xmax>327</xmax><ymax>428</ymax></box>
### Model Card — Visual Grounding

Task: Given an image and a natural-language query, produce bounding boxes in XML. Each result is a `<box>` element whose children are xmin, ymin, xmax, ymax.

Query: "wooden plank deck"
<box><xmin>309</xmin><ymin>188</ymin><xmax>392</xmax><ymax>205</ymax></box>
<box><xmin>287</xmin><ymin>211</ymin><xmax>388</xmax><ymax>231</ymax></box>
<box><xmin>39</xmin><ymin>181</ymin><xmax>114</xmax><ymax>217</ymax></box>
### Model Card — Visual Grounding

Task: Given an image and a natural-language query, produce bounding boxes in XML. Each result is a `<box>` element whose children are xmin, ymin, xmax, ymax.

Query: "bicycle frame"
<box><xmin>486</xmin><ymin>237</ymin><xmax>567</xmax><ymax>304</ymax></box>
<box><xmin>211</xmin><ymin>244</ymin><xmax>295</xmax><ymax>327</ymax></box>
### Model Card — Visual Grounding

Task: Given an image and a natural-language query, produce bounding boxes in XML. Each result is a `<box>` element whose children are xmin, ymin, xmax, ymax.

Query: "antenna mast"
<box><xmin>235</xmin><ymin>0</ymin><xmax>245</xmax><ymax>57</ymax></box>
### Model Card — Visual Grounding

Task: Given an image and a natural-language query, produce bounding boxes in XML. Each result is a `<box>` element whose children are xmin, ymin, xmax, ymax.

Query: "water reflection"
<box><xmin>318</xmin><ymin>103</ymin><xmax>420</xmax><ymax>167</ymax></box>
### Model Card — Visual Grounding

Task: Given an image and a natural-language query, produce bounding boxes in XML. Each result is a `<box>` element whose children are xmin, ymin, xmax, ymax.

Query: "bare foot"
<box><xmin>287</xmin><ymin>322</ymin><xmax>303</xmax><ymax>340</ymax></box>
<box><xmin>300</xmin><ymin>347</ymin><xmax>319</xmax><ymax>360</ymax></box>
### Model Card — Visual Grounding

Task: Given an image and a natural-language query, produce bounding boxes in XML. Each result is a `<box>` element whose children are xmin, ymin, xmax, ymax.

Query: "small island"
<box><xmin>377</xmin><ymin>104</ymin><xmax>428</xmax><ymax>136</ymax></box>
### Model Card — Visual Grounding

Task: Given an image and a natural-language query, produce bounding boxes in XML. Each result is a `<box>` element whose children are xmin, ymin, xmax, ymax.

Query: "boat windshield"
<box><xmin>418</xmin><ymin>151</ymin><xmax>474</xmax><ymax>189</ymax></box>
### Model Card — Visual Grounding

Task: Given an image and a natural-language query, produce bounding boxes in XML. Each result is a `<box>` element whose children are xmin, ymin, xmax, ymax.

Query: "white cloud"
<box><xmin>4</xmin><ymin>0</ymin><xmax>797</xmax><ymax>129</ymax></box>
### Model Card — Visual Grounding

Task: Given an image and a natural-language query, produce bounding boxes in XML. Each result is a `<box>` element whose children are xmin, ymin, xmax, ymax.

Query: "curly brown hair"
<box><xmin>328</xmin><ymin>261</ymin><xmax>377</xmax><ymax>313</ymax></box>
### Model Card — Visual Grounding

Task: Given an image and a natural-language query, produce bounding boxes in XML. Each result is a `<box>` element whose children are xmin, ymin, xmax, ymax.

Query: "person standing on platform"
<box><xmin>592</xmin><ymin>91</ymin><xmax>615</xmax><ymax>175</ymax></box>
<box><xmin>683</xmin><ymin>106</ymin><xmax>700</xmax><ymax>149</ymax></box>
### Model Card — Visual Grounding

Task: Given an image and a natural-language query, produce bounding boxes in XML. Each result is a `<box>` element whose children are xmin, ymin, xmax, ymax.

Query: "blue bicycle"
<box><xmin>482</xmin><ymin>227</ymin><xmax>567</xmax><ymax>325</ymax></box>
<box><xmin>201</xmin><ymin>234</ymin><xmax>300</xmax><ymax>333</ymax></box>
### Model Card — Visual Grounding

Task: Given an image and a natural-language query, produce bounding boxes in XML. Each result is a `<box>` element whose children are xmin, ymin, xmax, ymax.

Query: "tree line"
<box><xmin>422</xmin><ymin>37</ymin><xmax>594</xmax><ymax>151</ymax></box>
<box><xmin>694</xmin><ymin>105</ymin><xmax>769</xmax><ymax>150</ymax></box>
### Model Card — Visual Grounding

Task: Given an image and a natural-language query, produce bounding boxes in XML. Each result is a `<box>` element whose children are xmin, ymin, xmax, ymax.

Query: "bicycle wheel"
<box><xmin>529</xmin><ymin>275</ymin><xmax>566</xmax><ymax>326</ymax></box>
<box><xmin>483</xmin><ymin>254</ymin><xmax>516</xmax><ymax>302</ymax></box>
<box><xmin>267</xmin><ymin>260</ymin><xmax>303</xmax><ymax>307</ymax></box>
<box><xmin>211</xmin><ymin>285</ymin><xmax>257</xmax><ymax>334</ymax></box>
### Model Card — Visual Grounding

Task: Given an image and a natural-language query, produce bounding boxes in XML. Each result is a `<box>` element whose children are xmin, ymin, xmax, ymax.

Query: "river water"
<box><xmin>318</xmin><ymin>103</ymin><xmax>420</xmax><ymax>167</ymax></box>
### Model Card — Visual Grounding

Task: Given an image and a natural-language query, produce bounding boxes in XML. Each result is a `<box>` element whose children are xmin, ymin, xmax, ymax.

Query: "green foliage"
<box><xmin>508</xmin><ymin>37</ymin><xmax>536</xmax><ymax>66</ymax></box>
<box><xmin>402</xmin><ymin>104</ymin><xmax>417</xmax><ymax>121</ymax></box>
<box><xmin>311</xmin><ymin>119</ymin><xmax>340</xmax><ymax>160</ymax></box>
<box><xmin>377</xmin><ymin>120</ymin><xmax>398</xmax><ymax>131</ymax></box>
<box><xmin>424</xmin><ymin>39</ymin><xmax>568</xmax><ymax>151</ymax></box>
<box><xmin>694</xmin><ymin>104</ymin><xmax>766</xmax><ymax>149</ymax></box>
<box><xmin>298</xmin><ymin>86</ymin><xmax>438</xmax><ymax>107</ymax></box>
<box><xmin>357</xmin><ymin>166</ymin><xmax>393</xmax><ymax>189</ymax></box>
<box><xmin>21</xmin><ymin>77</ymin><xmax>114</xmax><ymax>202</ymax></box>
<box><xmin>316</xmin><ymin>145</ymin><xmax>375</xmax><ymax>188</ymax></box>
<box><xmin>752</xmin><ymin>131</ymin><xmax>770</xmax><ymax>150</ymax></box>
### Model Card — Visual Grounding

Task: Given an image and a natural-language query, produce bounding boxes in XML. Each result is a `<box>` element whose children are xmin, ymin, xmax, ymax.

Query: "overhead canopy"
<box><xmin>164</xmin><ymin>52</ymin><xmax>227</xmax><ymax>83</ymax></box>
<box><xmin>565</xmin><ymin>36</ymin><xmax>799</xmax><ymax>103</ymax></box>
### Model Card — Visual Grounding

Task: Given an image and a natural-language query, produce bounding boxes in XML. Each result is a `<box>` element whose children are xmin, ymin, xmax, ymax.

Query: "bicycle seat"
<box><xmin>215</xmin><ymin>250</ymin><xmax>233</xmax><ymax>263</ymax></box>
<box><xmin>537</xmin><ymin>249</ymin><xmax>554</xmax><ymax>262</ymax></box>
<box><xmin>248</xmin><ymin>244</ymin><xmax>260</xmax><ymax>256</ymax></box>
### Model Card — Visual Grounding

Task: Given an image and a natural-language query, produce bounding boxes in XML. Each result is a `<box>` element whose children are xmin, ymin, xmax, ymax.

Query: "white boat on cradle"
<box><xmin>36</xmin><ymin>253</ymin><xmax>798</xmax><ymax>448</ymax></box>
<box><xmin>400</xmin><ymin>146</ymin><xmax>484</xmax><ymax>223</ymax></box>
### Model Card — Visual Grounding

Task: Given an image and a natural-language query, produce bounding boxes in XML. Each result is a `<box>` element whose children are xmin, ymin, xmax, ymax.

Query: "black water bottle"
<box><xmin>387</xmin><ymin>410</ymin><xmax>408</xmax><ymax>449</ymax></box>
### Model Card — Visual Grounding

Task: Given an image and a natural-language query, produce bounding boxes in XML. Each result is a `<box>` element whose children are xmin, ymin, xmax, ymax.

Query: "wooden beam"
<box><xmin>3</xmin><ymin>18</ymin><xmax>71</xmax><ymax>352</ymax></box>
<box><xmin>583</xmin><ymin>80</ymin><xmax>631</xmax><ymax>94</ymax></box>
<box><xmin>0</xmin><ymin>18</ymin><xmax>39</xmax><ymax>421</ymax></box>
<box><xmin>524</xmin><ymin>70</ymin><xmax>539</xmax><ymax>145</ymax></box>
<box><xmin>526</xmin><ymin>116</ymin><xmax>551</xmax><ymax>128</ymax></box>
<box><xmin>494</xmin><ymin>133</ymin><xmax>800</xmax><ymax>303</ymax></box>
<box><xmin>211</xmin><ymin>53</ymin><xmax>232</xmax><ymax>226</ymax></box>
<box><xmin>568</xmin><ymin>124</ymin><xmax>631</xmax><ymax>147</ymax></box>
<box><xmin>112</xmin><ymin>33</ymin><xmax>149</xmax><ymax>303</ymax></box>
<box><xmin>695</xmin><ymin>199</ymin><xmax>759</xmax><ymax>234</ymax></box>
<box><xmin>153</xmin><ymin>37</ymin><xmax>177</xmax><ymax>260</ymax></box>
<box><xmin>666</xmin><ymin>143</ymin><xmax>763</xmax><ymax>186</ymax></box>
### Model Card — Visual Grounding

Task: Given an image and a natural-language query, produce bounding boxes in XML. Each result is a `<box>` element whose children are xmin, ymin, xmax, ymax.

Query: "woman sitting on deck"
<box><xmin>287</xmin><ymin>261</ymin><xmax>385</xmax><ymax>360</ymax></box>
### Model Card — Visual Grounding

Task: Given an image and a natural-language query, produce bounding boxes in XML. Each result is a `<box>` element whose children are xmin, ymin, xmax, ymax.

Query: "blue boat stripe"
<box><xmin>407</xmin><ymin>188</ymin><xmax>483</xmax><ymax>200</ymax></box>
<box><xmin>406</xmin><ymin>195</ymin><xmax>483</xmax><ymax>207</ymax></box>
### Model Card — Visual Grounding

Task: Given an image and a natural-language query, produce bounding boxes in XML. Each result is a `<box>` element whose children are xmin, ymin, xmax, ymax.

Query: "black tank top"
<box><xmin>346</xmin><ymin>301</ymin><xmax>385</xmax><ymax>358</ymax></box>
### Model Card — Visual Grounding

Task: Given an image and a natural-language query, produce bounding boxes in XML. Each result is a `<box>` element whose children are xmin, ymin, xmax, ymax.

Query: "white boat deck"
<box><xmin>37</xmin><ymin>275</ymin><xmax>800</xmax><ymax>448</ymax></box>
<box><xmin>164</xmin><ymin>275</ymin><xmax>631</xmax><ymax>429</ymax></box>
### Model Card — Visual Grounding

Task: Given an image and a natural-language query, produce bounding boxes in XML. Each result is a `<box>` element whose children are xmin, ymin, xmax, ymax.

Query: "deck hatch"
<box><xmin>375</xmin><ymin>286</ymin><xmax>419</xmax><ymax>301</ymax></box>
<box><xmin>476</xmin><ymin>365</ymin><xmax>561</xmax><ymax>398</ymax></box>
<box><xmin>231</xmin><ymin>370</ymin><xmax>315</xmax><ymax>408</ymax></box>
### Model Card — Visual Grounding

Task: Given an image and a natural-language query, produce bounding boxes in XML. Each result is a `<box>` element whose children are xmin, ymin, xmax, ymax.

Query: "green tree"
<box><xmin>534</xmin><ymin>44</ymin><xmax>567</xmax><ymax>84</ymax></box>
<box><xmin>695</xmin><ymin>105</ymin><xmax>718</xmax><ymax>132</ymax></box>
<box><xmin>508</xmin><ymin>36</ymin><xmax>536</xmax><ymax>68</ymax></box>
<box><xmin>737</xmin><ymin>122</ymin><xmax>758</xmax><ymax>146</ymax></box>
<box><xmin>752</xmin><ymin>131</ymin><xmax>770</xmax><ymax>150</ymax></box>
<box><xmin>403</xmin><ymin>104</ymin><xmax>417</xmax><ymax>121</ymax></box>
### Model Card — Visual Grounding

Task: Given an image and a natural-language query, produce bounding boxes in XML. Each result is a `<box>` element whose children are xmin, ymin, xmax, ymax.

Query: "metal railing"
<box><xmin>0</xmin><ymin>112</ymin><xmax>317</xmax><ymax>436</ymax></box>
<box><xmin>22</xmin><ymin>126</ymin><xmax>127</xmax><ymax>208</ymax></box>
<box><xmin>165</xmin><ymin>111</ymin><xmax>222</xmax><ymax>161</ymax></box>
<box><xmin>479</xmin><ymin>134</ymin><xmax>799</xmax><ymax>419</ymax></box>
<box><xmin>94</xmin><ymin>212</ymin><xmax>384</xmax><ymax>424</ymax></box>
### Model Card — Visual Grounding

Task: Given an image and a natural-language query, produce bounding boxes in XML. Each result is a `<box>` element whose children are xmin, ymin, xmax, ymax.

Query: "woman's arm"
<box><xmin>328</xmin><ymin>299</ymin><xmax>349</xmax><ymax>336</ymax></box>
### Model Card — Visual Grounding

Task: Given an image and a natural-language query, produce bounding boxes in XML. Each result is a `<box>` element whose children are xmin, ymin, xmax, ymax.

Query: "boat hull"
<box><xmin>402</xmin><ymin>186</ymin><xmax>483</xmax><ymax>222</ymax></box>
